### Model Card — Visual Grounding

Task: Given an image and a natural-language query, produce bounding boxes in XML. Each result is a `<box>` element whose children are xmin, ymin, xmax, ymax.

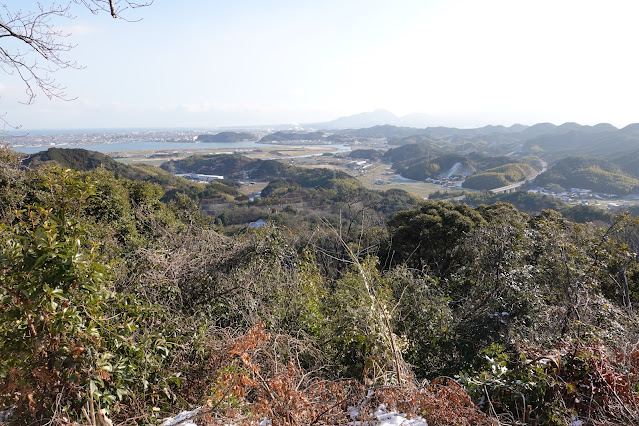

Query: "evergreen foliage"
<box><xmin>535</xmin><ymin>156</ymin><xmax>639</xmax><ymax>195</ymax></box>
<box><xmin>196</xmin><ymin>131</ymin><xmax>255</xmax><ymax>142</ymax></box>
<box><xmin>3</xmin><ymin>146</ymin><xmax>639</xmax><ymax>424</ymax></box>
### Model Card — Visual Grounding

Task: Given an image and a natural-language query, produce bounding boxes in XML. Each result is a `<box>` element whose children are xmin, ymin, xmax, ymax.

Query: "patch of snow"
<box><xmin>0</xmin><ymin>407</ymin><xmax>14</xmax><ymax>423</ymax></box>
<box><xmin>162</xmin><ymin>400</ymin><xmax>428</xmax><ymax>426</ymax></box>
<box><xmin>349</xmin><ymin>404</ymin><xmax>428</xmax><ymax>425</ymax></box>
<box><xmin>348</xmin><ymin>407</ymin><xmax>361</xmax><ymax>420</ymax></box>
<box><xmin>569</xmin><ymin>415</ymin><xmax>584</xmax><ymax>426</ymax></box>
<box><xmin>161</xmin><ymin>407</ymin><xmax>201</xmax><ymax>426</ymax></box>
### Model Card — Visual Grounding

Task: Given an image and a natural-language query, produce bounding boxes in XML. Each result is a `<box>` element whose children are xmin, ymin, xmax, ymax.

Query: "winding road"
<box><xmin>488</xmin><ymin>160</ymin><xmax>547</xmax><ymax>194</ymax></box>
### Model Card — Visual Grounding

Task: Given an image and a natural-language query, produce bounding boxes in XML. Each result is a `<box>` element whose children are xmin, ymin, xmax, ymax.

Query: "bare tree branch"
<box><xmin>0</xmin><ymin>0</ymin><xmax>151</xmax><ymax>108</ymax></box>
<box><xmin>74</xmin><ymin>0</ymin><xmax>154</xmax><ymax>21</ymax></box>
<box><xmin>0</xmin><ymin>2</ymin><xmax>77</xmax><ymax>104</ymax></box>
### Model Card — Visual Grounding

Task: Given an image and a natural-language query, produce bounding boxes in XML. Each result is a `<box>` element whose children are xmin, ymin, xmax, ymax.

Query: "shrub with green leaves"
<box><xmin>0</xmin><ymin>206</ymin><xmax>114</xmax><ymax>420</ymax></box>
<box><xmin>0</xmin><ymin>167</ymin><xmax>189</xmax><ymax>424</ymax></box>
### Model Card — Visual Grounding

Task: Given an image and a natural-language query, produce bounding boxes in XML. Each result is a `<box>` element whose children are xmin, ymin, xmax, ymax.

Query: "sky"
<box><xmin>2</xmin><ymin>0</ymin><xmax>639</xmax><ymax>130</ymax></box>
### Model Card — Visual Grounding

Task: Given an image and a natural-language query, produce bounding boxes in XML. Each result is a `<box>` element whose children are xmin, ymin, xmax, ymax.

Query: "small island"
<box><xmin>196</xmin><ymin>131</ymin><xmax>256</xmax><ymax>142</ymax></box>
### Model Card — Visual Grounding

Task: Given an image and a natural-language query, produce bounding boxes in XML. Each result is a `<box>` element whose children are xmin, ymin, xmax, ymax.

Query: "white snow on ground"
<box><xmin>348</xmin><ymin>404</ymin><xmax>428</xmax><ymax>425</ymax></box>
<box><xmin>568</xmin><ymin>415</ymin><xmax>584</xmax><ymax>426</ymax></box>
<box><xmin>162</xmin><ymin>401</ymin><xmax>428</xmax><ymax>426</ymax></box>
<box><xmin>161</xmin><ymin>407</ymin><xmax>200</xmax><ymax>426</ymax></box>
<box><xmin>162</xmin><ymin>404</ymin><xmax>427</xmax><ymax>426</ymax></box>
<box><xmin>0</xmin><ymin>408</ymin><xmax>13</xmax><ymax>424</ymax></box>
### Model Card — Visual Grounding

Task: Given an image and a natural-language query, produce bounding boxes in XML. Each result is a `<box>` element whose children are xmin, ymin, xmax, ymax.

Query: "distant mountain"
<box><xmin>310</xmin><ymin>109</ymin><xmax>402</xmax><ymax>129</ymax></box>
<box><xmin>340</xmin><ymin>125</ymin><xmax>427</xmax><ymax>139</ymax></box>
<box><xmin>410</xmin><ymin>124</ymin><xmax>527</xmax><ymax>139</ymax></box>
<box><xmin>337</xmin><ymin>123</ymin><xmax>528</xmax><ymax>141</ymax></box>
<box><xmin>310</xmin><ymin>109</ymin><xmax>467</xmax><ymax>129</ymax></box>
<box><xmin>309</xmin><ymin>109</ymin><xmax>532</xmax><ymax>131</ymax></box>
<box><xmin>518</xmin><ymin>123</ymin><xmax>560</xmax><ymax>139</ymax></box>
<box><xmin>520</xmin><ymin>125</ymin><xmax>635</xmax><ymax>160</ymax></box>
<box><xmin>620</xmin><ymin>123</ymin><xmax>639</xmax><ymax>134</ymax></box>
<box><xmin>519</xmin><ymin>122</ymin><xmax>618</xmax><ymax>141</ymax></box>
<box><xmin>592</xmin><ymin>123</ymin><xmax>618</xmax><ymax>132</ymax></box>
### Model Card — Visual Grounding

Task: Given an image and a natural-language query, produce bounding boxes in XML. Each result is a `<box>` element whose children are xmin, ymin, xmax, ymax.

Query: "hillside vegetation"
<box><xmin>196</xmin><ymin>131</ymin><xmax>256</xmax><ymax>142</ymax></box>
<box><xmin>384</xmin><ymin>145</ymin><xmax>540</xmax><ymax>190</ymax></box>
<box><xmin>521</xmin><ymin>124</ymin><xmax>639</xmax><ymax>159</ymax></box>
<box><xmin>3</xmin><ymin>146</ymin><xmax>639</xmax><ymax>425</ymax></box>
<box><xmin>259</xmin><ymin>131</ymin><xmax>351</xmax><ymax>143</ymax></box>
<box><xmin>25</xmin><ymin>148</ymin><xmax>244</xmax><ymax>202</ymax></box>
<box><xmin>462</xmin><ymin>162</ymin><xmax>536</xmax><ymax>190</ymax></box>
<box><xmin>162</xmin><ymin>153</ymin><xmax>357</xmax><ymax>188</ymax></box>
<box><xmin>160</xmin><ymin>153</ymin><xmax>420</xmax><ymax>230</ymax></box>
<box><xmin>535</xmin><ymin>156</ymin><xmax>639</xmax><ymax>195</ymax></box>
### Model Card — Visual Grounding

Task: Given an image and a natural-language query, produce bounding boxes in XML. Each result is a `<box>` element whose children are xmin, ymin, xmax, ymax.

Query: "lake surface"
<box><xmin>10</xmin><ymin>141</ymin><xmax>351</xmax><ymax>155</ymax></box>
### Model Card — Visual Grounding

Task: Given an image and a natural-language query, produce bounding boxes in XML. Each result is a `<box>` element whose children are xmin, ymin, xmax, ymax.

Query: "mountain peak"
<box><xmin>311</xmin><ymin>109</ymin><xmax>399</xmax><ymax>129</ymax></box>
<box><xmin>308</xmin><ymin>110</ymin><xmax>439</xmax><ymax>130</ymax></box>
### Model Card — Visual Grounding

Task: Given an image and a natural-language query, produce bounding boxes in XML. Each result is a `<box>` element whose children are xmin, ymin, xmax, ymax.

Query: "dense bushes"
<box><xmin>4</xmin><ymin>147</ymin><xmax>639</xmax><ymax>424</ymax></box>
<box><xmin>0</xmin><ymin>171</ymin><xmax>194</xmax><ymax>423</ymax></box>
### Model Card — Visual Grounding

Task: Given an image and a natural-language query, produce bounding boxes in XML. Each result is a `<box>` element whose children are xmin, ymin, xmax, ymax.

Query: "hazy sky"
<box><xmin>2</xmin><ymin>0</ymin><xmax>639</xmax><ymax>129</ymax></box>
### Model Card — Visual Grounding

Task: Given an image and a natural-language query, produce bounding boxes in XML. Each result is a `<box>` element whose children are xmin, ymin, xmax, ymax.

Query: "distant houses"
<box><xmin>529</xmin><ymin>186</ymin><xmax>630</xmax><ymax>209</ymax></box>
<box><xmin>347</xmin><ymin>160</ymin><xmax>372</xmax><ymax>171</ymax></box>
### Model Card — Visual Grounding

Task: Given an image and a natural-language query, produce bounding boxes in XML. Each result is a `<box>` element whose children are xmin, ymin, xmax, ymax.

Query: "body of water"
<box><xmin>11</xmin><ymin>140</ymin><xmax>269</xmax><ymax>154</ymax></box>
<box><xmin>11</xmin><ymin>141</ymin><xmax>351</xmax><ymax>155</ymax></box>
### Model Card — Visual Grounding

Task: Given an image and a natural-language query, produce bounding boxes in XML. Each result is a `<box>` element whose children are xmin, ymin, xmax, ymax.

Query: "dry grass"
<box><xmin>179</xmin><ymin>323</ymin><xmax>494</xmax><ymax>426</ymax></box>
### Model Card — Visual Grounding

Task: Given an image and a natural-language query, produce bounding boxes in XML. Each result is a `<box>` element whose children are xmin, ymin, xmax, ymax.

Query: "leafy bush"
<box><xmin>0</xmin><ymin>166</ymin><xmax>195</xmax><ymax>424</ymax></box>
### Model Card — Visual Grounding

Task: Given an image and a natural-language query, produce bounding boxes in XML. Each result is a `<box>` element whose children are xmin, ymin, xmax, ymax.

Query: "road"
<box><xmin>489</xmin><ymin>160</ymin><xmax>547</xmax><ymax>194</ymax></box>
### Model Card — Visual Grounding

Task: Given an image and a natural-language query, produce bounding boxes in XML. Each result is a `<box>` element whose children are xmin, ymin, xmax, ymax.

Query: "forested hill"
<box><xmin>384</xmin><ymin>144</ymin><xmax>543</xmax><ymax>190</ymax></box>
<box><xmin>333</xmin><ymin>121</ymin><xmax>621</xmax><ymax>146</ymax></box>
<box><xmin>161</xmin><ymin>153</ymin><xmax>357</xmax><ymax>188</ymax></box>
<box><xmin>535</xmin><ymin>156</ymin><xmax>639</xmax><ymax>195</ymax></box>
<box><xmin>24</xmin><ymin>147</ymin><xmax>131</xmax><ymax>175</ymax></box>
<box><xmin>259</xmin><ymin>131</ymin><xmax>352</xmax><ymax>143</ymax></box>
<box><xmin>521</xmin><ymin>123</ymin><xmax>639</xmax><ymax>159</ymax></box>
<box><xmin>195</xmin><ymin>131</ymin><xmax>256</xmax><ymax>142</ymax></box>
<box><xmin>24</xmin><ymin>147</ymin><xmax>244</xmax><ymax>201</ymax></box>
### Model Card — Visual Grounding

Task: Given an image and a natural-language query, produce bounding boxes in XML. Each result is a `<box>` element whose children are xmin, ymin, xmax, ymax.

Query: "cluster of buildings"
<box><xmin>5</xmin><ymin>129</ymin><xmax>207</xmax><ymax>149</ymax></box>
<box><xmin>529</xmin><ymin>186</ymin><xmax>630</xmax><ymax>208</ymax></box>
<box><xmin>346</xmin><ymin>160</ymin><xmax>373</xmax><ymax>171</ymax></box>
<box><xmin>423</xmin><ymin>176</ymin><xmax>464</xmax><ymax>188</ymax></box>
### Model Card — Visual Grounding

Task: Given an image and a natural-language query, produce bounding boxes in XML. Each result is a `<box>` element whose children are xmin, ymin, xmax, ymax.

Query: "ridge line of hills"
<box><xmin>302</xmin><ymin>108</ymin><xmax>624</xmax><ymax>133</ymax></box>
<box><xmin>195</xmin><ymin>121</ymin><xmax>634</xmax><ymax>155</ymax></box>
